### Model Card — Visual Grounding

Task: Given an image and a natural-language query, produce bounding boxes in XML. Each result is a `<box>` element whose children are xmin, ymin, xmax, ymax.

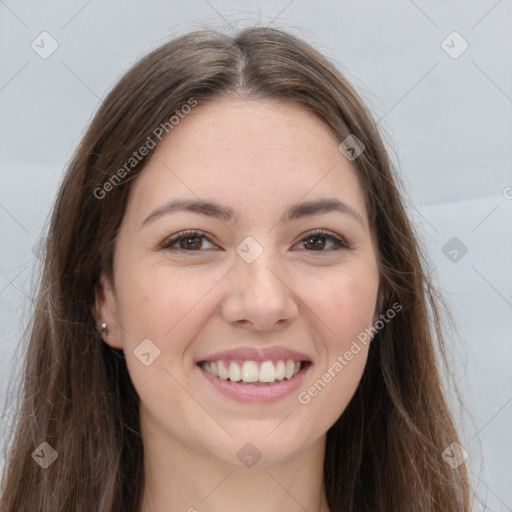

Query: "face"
<box><xmin>95</xmin><ymin>97</ymin><xmax>380</xmax><ymax>467</ymax></box>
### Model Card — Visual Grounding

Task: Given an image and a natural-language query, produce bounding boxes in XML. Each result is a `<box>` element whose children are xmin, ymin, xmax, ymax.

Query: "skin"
<box><xmin>94</xmin><ymin>97</ymin><xmax>380</xmax><ymax>512</ymax></box>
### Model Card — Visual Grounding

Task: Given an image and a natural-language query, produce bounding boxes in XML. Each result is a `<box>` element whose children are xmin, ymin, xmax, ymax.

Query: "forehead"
<box><xmin>123</xmin><ymin>97</ymin><xmax>369</xmax><ymax>229</ymax></box>
<box><xmin>162</xmin><ymin>97</ymin><xmax>340</xmax><ymax>160</ymax></box>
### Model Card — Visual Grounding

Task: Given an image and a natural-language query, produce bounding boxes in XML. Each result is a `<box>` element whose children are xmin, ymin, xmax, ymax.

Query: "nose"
<box><xmin>221</xmin><ymin>247</ymin><xmax>299</xmax><ymax>331</ymax></box>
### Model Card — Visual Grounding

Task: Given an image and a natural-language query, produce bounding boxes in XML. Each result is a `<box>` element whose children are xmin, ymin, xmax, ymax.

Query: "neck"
<box><xmin>139</xmin><ymin>410</ymin><xmax>330</xmax><ymax>512</ymax></box>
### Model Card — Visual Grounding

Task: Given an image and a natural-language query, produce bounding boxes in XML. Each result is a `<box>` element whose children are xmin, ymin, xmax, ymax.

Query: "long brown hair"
<box><xmin>0</xmin><ymin>26</ymin><xmax>474</xmax><ymax>511</ymax></box>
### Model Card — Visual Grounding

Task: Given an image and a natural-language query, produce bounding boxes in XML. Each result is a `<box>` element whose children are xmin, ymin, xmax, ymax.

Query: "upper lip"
<box><xmin>196</xmin><ymin>346</ymin><xmax>312</xmax><ymax>364</ymax></box>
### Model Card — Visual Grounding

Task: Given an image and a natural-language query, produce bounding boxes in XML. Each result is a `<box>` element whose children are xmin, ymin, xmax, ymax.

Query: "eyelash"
<box><xmin>160</xmin><ymin>229</ymin><xmax>350</xmax><ymax>254</ymax></box>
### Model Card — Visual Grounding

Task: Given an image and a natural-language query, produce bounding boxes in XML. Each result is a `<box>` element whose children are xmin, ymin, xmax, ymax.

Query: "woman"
<box><xmin>0</xmin><ymin>26</ymin><xmax>474</xmax><ymax>511</ymax></box>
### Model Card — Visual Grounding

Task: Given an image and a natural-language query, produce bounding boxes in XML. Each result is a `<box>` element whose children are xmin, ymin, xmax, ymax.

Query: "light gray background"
<box><xmin>1</xmin><ymin>1</ymin><xmax>511</xmax><ymax>509</ymax></box>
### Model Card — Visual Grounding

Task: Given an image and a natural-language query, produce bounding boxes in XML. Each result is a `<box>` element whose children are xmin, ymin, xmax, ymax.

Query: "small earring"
<box><xmin>98</xmin><ymin>322</ymin><xmax>108</xmax><ymax>335</ymax></box>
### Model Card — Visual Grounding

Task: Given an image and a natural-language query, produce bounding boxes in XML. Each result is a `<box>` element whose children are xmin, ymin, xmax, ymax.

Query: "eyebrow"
<box><xmin>141</xmin><ymin>198</ymin><xmax>364</xmax><ymax>227</ymax></box>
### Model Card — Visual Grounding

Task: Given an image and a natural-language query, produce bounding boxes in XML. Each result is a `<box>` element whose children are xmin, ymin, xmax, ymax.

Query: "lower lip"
<box><xmin>197</xmin><ymin>363</ymin><xmax>310</xmax><ymax>403</ymax></box>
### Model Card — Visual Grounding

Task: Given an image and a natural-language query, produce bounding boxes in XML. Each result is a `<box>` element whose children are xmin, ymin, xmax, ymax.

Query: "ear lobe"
<box><xmin>93</xmin><ymin>272</ymin><xmax>109</xmax><ymax>323</ymax></box>
<box><xmin>93</xmin><ymin>271</ymin><xmax>123</xmax><ymax>350</ymax></box>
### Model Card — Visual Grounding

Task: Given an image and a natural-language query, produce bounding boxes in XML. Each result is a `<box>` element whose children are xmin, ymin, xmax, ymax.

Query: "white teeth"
<box><xmin>210</xmin><ymin>361</ymin><xmax>219</xmax><ymax>378</ymax></box>
<box><xmin>241</xmin><ymin>361</ymin><xmax>259</xmax><ymax>382</ymax></box>
<box><xmin>228</xmin><ymin>361</ymin><xmax>242</xmax><ymax>382</ymax></box>
<box><xmin>285</xmin><ymin>360</ymin><xmax>295</xmax><ymax>379</ymax></box>
<box><xmin>259</xmin><ymin>361</ymin><xmax>276</xmax><ymax>382</ymax></box>
<box><xmin>275</xmin><ymin>360</ymin><xmax>285</xmax><ymax>380</ymax></box>
<box><xmin>218</xmin><ymin>361</ymin><xmax>229</xmax><ymax>380</ymax></box>
<box><xmin>200</xmin><ymin>359</ymin><xmax>303</xmax><ymax>384</ymax></box>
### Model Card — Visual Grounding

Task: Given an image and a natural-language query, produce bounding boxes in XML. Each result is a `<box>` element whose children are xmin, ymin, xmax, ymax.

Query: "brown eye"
<box><xmin>303</xmin><ymin>235</ymin><xmax>328</xmax><ymax>251</ymax></box>
<box><xmin>298</xmin><ymin>230</ymin><xmax>349</xmax><ymax>252</ymax></box>
<box><xmin>161</xmin><ymin>230</ymin><xmax>216</xmax><ymax>251</ymax></box>
<box><xmin>177</xmin><ymin>235</ymin><xmax>202</xmax><ymax>250</ymax></box>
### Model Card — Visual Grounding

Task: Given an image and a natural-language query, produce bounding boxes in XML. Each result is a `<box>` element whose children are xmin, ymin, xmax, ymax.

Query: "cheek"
<box><xmin>113</xmin><ymin>265</ymin><xmax>214</xmax><ymax>413</ymax></box>
<box><xmin>293</xmin><ymin>262</ymin><xmax>377</xmax><ymax>421</ymax></box>
<box><xmin>114</xmin><ymin>262</ymin><xmax>222</xmax><ymax>359</ymax></box>
<box><xmin>115</xmin><ymin>262</ymin><xmax>190</xmax><ymax>332</ymax></box>
<box><xmin>303</xmin><ymin>262</ymin><xmax>379</xmax><ymax>346</ymax></box>
<box><xmin>299</xmin><ymin>347</ymin><xmax>368</xmax><ymax>438</ymax></box>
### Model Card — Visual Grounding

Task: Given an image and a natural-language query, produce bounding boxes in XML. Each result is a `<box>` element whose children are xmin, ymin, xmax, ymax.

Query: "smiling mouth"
<box><xmin>197</xmin><ymin>359</ymin><xmax>310</xmax><ymax>385</ymax></box>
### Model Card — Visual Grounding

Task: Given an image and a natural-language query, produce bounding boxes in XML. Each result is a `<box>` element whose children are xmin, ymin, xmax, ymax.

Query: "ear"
<box><xmin>93</xmin><ymin>271</ymin><xmax>124</xmax><ymax>350</ymax></box>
